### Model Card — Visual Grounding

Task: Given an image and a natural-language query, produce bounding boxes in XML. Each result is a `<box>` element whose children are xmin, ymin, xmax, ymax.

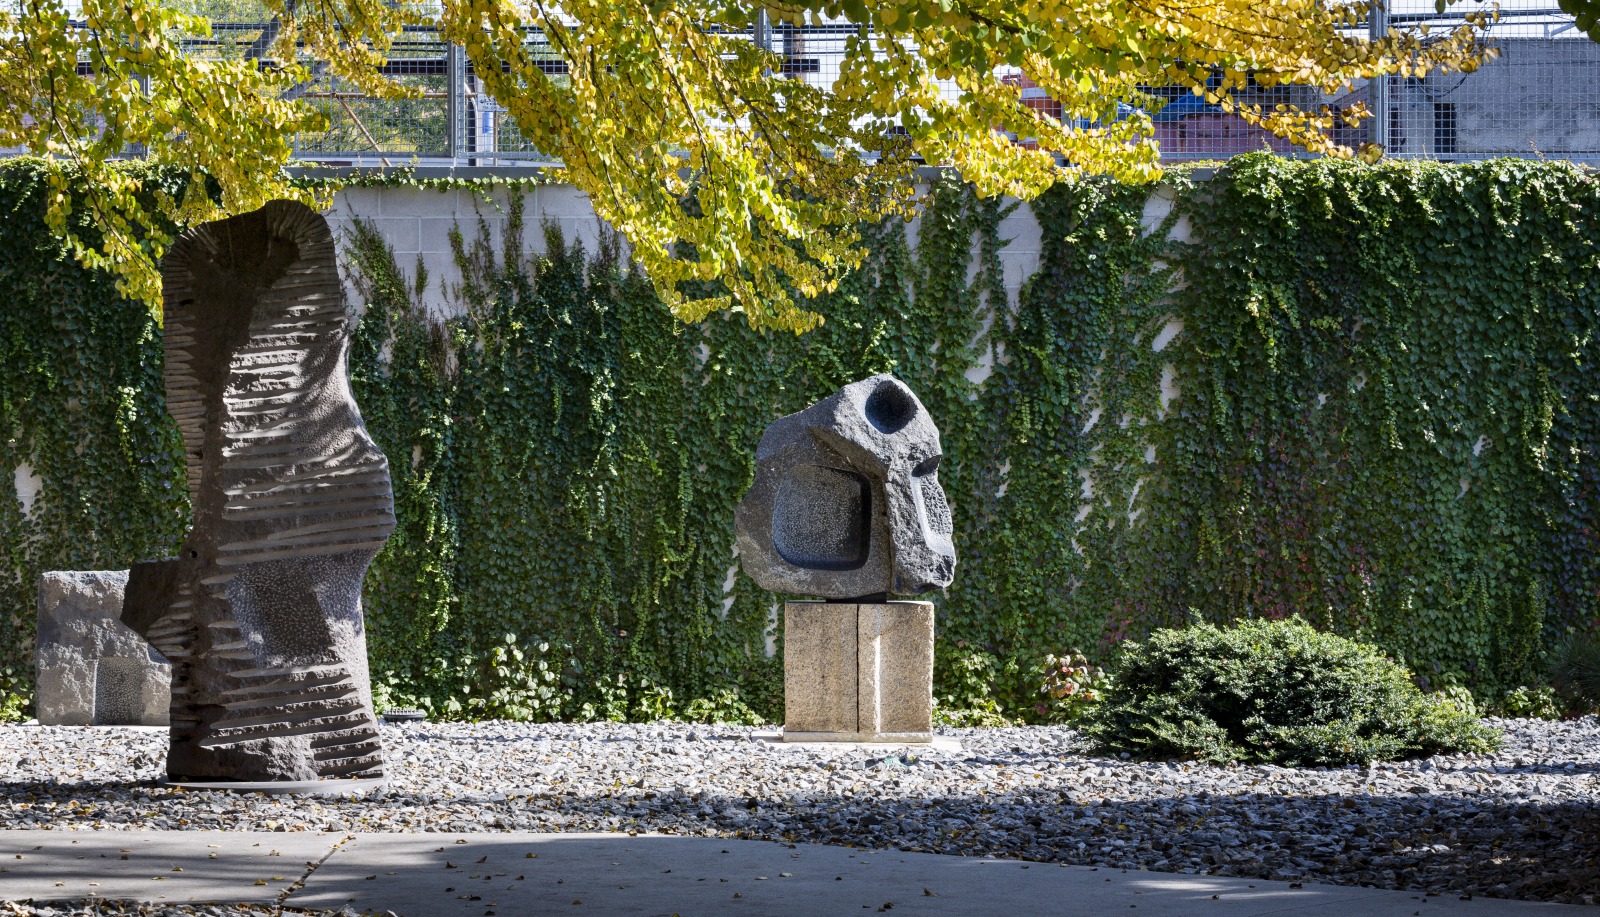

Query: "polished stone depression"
<box><xmin>735</xmin><ymin>374</ymin><xmax>956</xmax><ymax>600</ymax></box>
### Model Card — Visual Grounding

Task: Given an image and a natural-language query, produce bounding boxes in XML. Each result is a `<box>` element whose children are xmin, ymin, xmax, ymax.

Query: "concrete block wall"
<box><xmin>325</xmin><ymin>183</ymin><xmax>610</xmax><ymax>320</ymax></box>
<box><xmin>319</xmin><ymin>180</ymin><xmax>1126</xmax><ymax>323</ymax></box>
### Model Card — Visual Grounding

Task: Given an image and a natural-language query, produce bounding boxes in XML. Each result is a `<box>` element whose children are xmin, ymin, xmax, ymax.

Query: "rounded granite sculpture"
<box><xmin>121</xmin><ymin>200</ymin><xmax>395</xmax><ymax>784</ymax></box>
<box><xmin>735</xmin><ymin>374</ymin><xmax>956</xmax><ymax>599</ymax></box>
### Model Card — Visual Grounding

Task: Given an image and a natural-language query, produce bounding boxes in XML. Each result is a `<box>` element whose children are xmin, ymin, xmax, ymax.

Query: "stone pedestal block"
<box><xmin>36</xmin><ymin>571</ymin><xmax>170</xmax><ymax>726</ymax></box>
<box><xmin>783</xmin><ymin>601</ymin><xmax>933</xmax><ymax>742</ymax></box>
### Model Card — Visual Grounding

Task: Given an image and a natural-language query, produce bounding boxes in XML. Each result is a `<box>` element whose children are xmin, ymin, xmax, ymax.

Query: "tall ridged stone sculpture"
<box><xmin>122</xmin><ymin>200</ymin><xmax>395</xmax><ymax>785</ymax></box>
<box><xmin>736</xmin><ymin>374</ymin><xmax>955</xmax><ymax>743</ymax></box>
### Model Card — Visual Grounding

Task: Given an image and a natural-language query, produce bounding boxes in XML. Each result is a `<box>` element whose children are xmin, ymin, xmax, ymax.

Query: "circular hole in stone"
<box><xmin>864</xmin><ymin>380</ymin><xmax>917</xmax><ymax>434</ymax></box>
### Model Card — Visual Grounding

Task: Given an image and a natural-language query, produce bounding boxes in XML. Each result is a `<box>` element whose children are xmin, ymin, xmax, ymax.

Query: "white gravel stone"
<box><xmin>1</xmin><ymin>717</ymin><xmax>1596</xmax><ymax>907</ymax></box>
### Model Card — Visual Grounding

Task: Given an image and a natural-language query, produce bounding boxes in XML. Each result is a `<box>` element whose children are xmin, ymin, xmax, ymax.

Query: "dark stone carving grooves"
<box><xmin>122</xmin><ymin>201</ymin><xmax>394</xmax><ymax>783</ymax></box>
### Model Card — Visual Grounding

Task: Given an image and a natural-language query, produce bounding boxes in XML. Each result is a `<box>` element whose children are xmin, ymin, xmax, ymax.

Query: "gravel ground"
<box><xmin>0</xmin><ymin>904</ymin><xmax>357</xmax><ymax>917</ymax></box>
<box><xmin>1</xmin><ymin>718</ymin><xmax>1597</xmax><ymax>908</ymax></box>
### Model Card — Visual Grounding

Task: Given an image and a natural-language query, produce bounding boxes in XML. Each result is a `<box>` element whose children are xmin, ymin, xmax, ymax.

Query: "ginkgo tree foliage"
<box><xmin>2</xmin><ymin>0</ymin><xmax>1497</xmax><ymax>330</ymax></box>
<box><xmin>1557</xmin><ymin>0</ymin><xmax>1600</xmax><ymax>39</ymax></box>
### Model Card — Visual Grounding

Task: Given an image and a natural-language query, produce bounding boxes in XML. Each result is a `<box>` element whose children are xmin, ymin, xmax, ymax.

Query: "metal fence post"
<box><xmin>446</xmin><ymin>42</ymin><xmax>462</xmax><ymax>163</ymax></box>
<box><xmin>1370</xmin><ymin>0</ymin><xmax>1390</xmax><ymax>151</ymax></box>
<box><xmin>755</xmin><ymin>8</ymin><xmax>772</xmax><ymax>54</ymax></box>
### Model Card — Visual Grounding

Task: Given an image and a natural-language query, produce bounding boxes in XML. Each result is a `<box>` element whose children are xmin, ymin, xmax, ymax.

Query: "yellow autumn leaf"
<box><xmin>1</xmin><ymin>0</ymin><xmax>1495</xmax><ymax>331</ymax></box>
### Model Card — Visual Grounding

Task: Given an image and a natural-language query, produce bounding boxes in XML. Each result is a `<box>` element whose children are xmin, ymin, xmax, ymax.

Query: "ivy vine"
<box><xmin>1147</xmin><ymin>155</ymin><xmax>1599</xmax><ymax>696</ymax></box>
<box><xmin>0</xmin><ymin>160</ymin><xmax>189</xmax><ymax>703</ymax></box>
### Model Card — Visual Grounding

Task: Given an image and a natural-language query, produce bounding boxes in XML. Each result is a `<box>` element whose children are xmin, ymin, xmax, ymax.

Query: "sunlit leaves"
<box><xmin>0</xmin><ymin>0</ymin><xmax>329</xmax><ymax>307</ymax></box>
<box><xmin>3</xmin><ymin>0</ymin><xmax>1496</xmax><ymax>329</ymax></box>
<box><xmin>438</xmin><ymin>0</ymin><xmax>1494</xmax><ymax>329</ymax></box>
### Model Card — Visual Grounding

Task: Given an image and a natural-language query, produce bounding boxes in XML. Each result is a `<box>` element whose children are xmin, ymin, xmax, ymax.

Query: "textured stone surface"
<box><xmin>35</xmin><ymin>571</ymin><xmax>169</xmax><ymax>726</ymax></box>
<box><xmin>783</xmin><ymin>601</ymin><xmax>933</xmax><ymax>742</ymax></box>
<box><xmin>736</xmin><ymin>374</ymin><xmax>955</xmax><ymax>599</ymax></box>
<box><xmin>782</xmin><ymin>603</ymin><xmax>858</xmax><ymax>735</ymax></box>
<box><xmin>857</xmin><ymin>602</ymin><xmax>934</xmax><ymax>739</ymax></box>
<box><xmin>121</xmin><ymin>200</ymin><xmax>395</xmax><ymax>782</ymax></box>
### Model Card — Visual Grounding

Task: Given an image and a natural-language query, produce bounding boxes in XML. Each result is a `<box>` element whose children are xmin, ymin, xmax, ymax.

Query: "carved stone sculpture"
<box><xmin>122</xmin><ymin>200</ymin><xmax>395</xmax><ymax>783</ymax></box>
<box><xmin>36</xmin><ymin>571</ymin><xmax>169</xmax><ymax>726</ymax></box>
<box><xmin>734</xmin><ymin>374</ymin><xmax>955</xmax><ymax>599</ymax></box>
<box><xmin>736</xmin><ymin>375</ymin><xmax>953</xmax><ymax>743</ymax></box>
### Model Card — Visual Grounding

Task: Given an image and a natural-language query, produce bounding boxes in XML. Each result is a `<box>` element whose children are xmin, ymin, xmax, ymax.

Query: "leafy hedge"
<box><xmin>1079</xmin><ymin>618</ymin><xmax>1501</xmax><ymax>764</ymax></box>
<box><xmin>0</xmin><ymin>155</ymin><xmax>1595</xmax><ymax>721</ymax></box>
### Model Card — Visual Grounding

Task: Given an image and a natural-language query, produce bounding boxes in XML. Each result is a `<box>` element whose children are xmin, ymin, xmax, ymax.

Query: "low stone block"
<box><xmin>35</xmin><ymin>571</ymin><xmax>169</xmax><ymax>726</ymax></box>
<box><xmin>783</xmin><ymin>600</ymin><xmax>933</xmax><ymax>742</ymax></box>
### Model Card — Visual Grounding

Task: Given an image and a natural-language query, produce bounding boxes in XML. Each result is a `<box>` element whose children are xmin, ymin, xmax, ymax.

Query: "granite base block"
<box><xmin>783</xmin><ymin>600</ymin><xmax>933</xmax><ymax>743</ymax></box>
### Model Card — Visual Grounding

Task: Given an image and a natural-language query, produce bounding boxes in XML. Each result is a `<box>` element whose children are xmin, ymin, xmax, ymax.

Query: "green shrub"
<box><xmin>933</xmin><ymin>640</ymin><xmax>1021</xmax><ymax>727</ymax></box>
<box><xmin>1549</xmin><ymin>633</ymin><xmax>1600</xmax><ymax>715</ymax></box>
<box><xmin>0</xmin><ymin>664</ymin><xmax>28</xmax><ymax>723</ymax></box>
<box><xmin>934</xmin><ymin>642</ymin><xmax>1004</xmax><ymax>713</ymax></box>
<box><xmin>1431</xmin><ymin>685</ymin><xmax>1480</xmax><ymax>719</ymax></box>
<box><xmin>932</xmin><ymin>700</ymin><xmax>1016</xmax><ymax>728</ymax></box>
<box><xmin>1079</xmin><ymin>618</ymin><xmax>1502</xmax><ymax>766</ymax></box>
<box><xmin>1492</xmin><ymin>685</ymin><xmax>1565</xmax><ymax>720</ymax></box>
<box><xmin>681</xmin><ymin>689</ymin><xmax>767</xmax><ymax>726</ymax></box>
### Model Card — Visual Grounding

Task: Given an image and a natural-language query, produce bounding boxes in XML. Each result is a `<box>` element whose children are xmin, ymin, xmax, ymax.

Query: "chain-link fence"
<box><xmin>292</xmin><ymin>28</ymin><xmax>454</xmax><ymax>164</ymax></box>
<box><xmin>58</xmin><ymin>4</ymin><xmax>1600</xmax><ymax>167</ymax></box>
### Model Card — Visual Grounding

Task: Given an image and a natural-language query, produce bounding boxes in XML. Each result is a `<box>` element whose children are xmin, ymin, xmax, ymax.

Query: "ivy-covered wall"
<box><xmin>0</xmin><ymin>155</ymin><xmax>1594</xmax><ymax>720</ymax></box>
<box><xmin>1062</xmin><ymin>158</ymin><xmax>1599</xmax><ymax>704</ymax></box>
<box><xmin>0</xmin><ymin>160</ymin><xmax>190</xmax><ymax>708</ymax></box>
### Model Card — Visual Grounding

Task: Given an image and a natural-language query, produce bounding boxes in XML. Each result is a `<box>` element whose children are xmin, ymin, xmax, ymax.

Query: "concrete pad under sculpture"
<box><xmin>121</xmin><ymin>200</ymin><xmax>395</xmax><ymax>784</ymax></box>
<box><xmin>35</xmin><ymin>570</ymin><xmax>169</xmax><ymax>726</ymax></box>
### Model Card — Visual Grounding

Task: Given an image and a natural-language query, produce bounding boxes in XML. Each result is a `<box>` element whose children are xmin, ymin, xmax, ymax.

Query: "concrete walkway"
<box><xmin>1</xmin><ymin>831</ymin><xmax>1595</xmax><ymax>916</ymax></box>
